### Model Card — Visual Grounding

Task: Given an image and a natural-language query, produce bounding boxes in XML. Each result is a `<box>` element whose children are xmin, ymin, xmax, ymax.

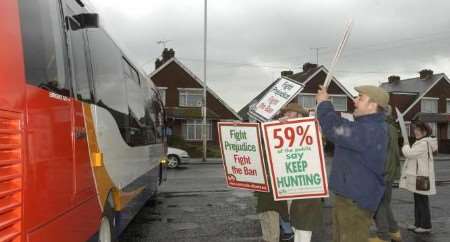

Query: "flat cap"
<box><xmin>355</xmin><ymin>85</ymin><xmax>389</xmax><ymax>109</ymax></box>
<box><xmin>281</xmin><ymin>103</ymin><xmax>308</xmax><ymax>116</ymax></box>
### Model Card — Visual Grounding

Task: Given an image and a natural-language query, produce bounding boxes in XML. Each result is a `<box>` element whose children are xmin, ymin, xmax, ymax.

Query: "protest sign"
<box><xmin>262</xmin><ymin>117</ymin><xmax>328</xmax><ymax>200</ymax></box>
<box><xmin>218</xmin><ymin>122</ymin><xmax>269</xmax><ymax>192</ymax></box>
<box><xmin>249</xmin><ymin>77</ymin><xmax>304</xmax><ymax>122</ymax></box>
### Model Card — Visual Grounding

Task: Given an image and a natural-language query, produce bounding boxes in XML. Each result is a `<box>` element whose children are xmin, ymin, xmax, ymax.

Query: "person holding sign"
<box><xmin>256</xmin><ymin>103</ymin><xmax>311</xmax><ymax>242</ymax></box>
<box><xmin>279</xmin><ymin>103</ymin><xmax>323</xmax><ymax>242</ymax></box>
<box><xmin>255</xmin><ymin>115</ymin><xmax>289</xmax><ymax>242</ymax></box>
<box><xmin>399</xmin><ymin>121</ymin><xmax>437</xmax><ymax>234</ymax></box>
<box><xmin>316</xmin><ymin>85</ymin><xmax>389</xmax><ymax>242</ymax></box>
<box><xmin>370</xmin><ymin>108</ymin><xmax>402</xmax><ymax>242</ymax></box>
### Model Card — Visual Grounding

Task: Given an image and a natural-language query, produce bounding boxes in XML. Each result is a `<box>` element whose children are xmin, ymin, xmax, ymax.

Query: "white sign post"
<box><xmin>395</xmin><ymin>107</ymin><xmax>410</xmax><ymax>147</ymax></box>
<box><xmin>218</xmin><ymin>122</ymin><xmax>269</xmax><ymax>192</ymax></box>
<box><xmin>262</xmin><ymin>118</ymin><xmax>328</xmax><ymax>200</ymax></box>
<box><xmin>323</xmin><ymin>19</ymin><xmax>353</xmax><ymax>89</ymax></box>
<box><xmin>249</xmin><ymin>77</ymin><xmax>304</xmax><ymax>122</ymax></box>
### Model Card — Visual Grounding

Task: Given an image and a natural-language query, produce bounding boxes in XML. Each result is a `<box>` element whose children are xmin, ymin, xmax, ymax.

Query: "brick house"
<box><xmin>380</xmin><ymin>69</ymin><xmax>450</xmax><ymax>153</ymax></box>
<box><xmin>149</xmin><ymin>49</ymin><xmax>241</xmax><ymax>147</ymax></box>
<box><xmin>239</xmin><ymin>63</ymin><xmax>355</xmax><ymax>120</ymax></box>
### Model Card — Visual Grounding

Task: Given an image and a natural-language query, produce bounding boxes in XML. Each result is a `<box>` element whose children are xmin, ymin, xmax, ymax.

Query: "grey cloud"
<box><xmin>88</xmin><ymin>0</ymin><xmax>450</xmax><ymax>111</ymax></box>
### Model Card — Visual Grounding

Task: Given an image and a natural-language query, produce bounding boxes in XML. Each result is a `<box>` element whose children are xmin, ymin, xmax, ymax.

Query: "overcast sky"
<box><xmin>86</xmin><ymin>0</ymin><xmax>450</xmax><ymax>112</ymax></box>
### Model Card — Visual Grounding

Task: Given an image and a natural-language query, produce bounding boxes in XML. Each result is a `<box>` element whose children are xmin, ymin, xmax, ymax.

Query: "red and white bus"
<box><xmin>0</xmin><ymin>0</ymin><xmax>167</xmax><ymax>241</ymax></box>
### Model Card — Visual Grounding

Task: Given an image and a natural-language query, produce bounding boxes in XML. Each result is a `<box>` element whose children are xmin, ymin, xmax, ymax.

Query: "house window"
<box><xmin>330</xmin><ymin>96</ymin><xmax>347</xmax><ymax>111</ymax></box>
<box><xmin>447</xmin><ymin>123</ymin><xmax>450</xmax><ymax>139</ymax></box>
<box><xmin>405</xmin><ymin>122</ymin><xmax>411</xmax><ymax>137</ymax></box>
<box><xmin>158</xmin><ymin>87</ymin><xmax>167</xmax><ymax>106</ymax></box>
<box><xmin>183</xmin><ymin>119</ymin><xmax>212</xmax><ymax>140</ymax></box>
<box><xmin>447</xmin><ymin>100</ymin><xmax>450</xmax><ymax>113</ymax></box>
<box><xmin>298</xmin><ymin>94</ymin><xmax>316</xmax><ymax>109</ymax></box>
<box><xmin>421</xmin><ymin>98</ymin><xmax>438</xmax><ymax>113</ymax></box>
<box><xmin>179</xmin><ymin>89</ymin><xmax>203</xmax><ymax>107</ymax></box>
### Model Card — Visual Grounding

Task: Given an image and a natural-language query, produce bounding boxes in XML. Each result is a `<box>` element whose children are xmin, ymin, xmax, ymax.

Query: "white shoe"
<box><xmin>294</xmin><ymin>230</ymin><xmax>312</xmax><ymax>242</ymax></box>
<box><xmin>414</xmin><ymin>227</ymin><xmax>431</xmax><ymax>233</ymax></box>
<box><xmin>407</xmin><ymin>224</ymin><xmax>416</xmax><ymax>231</ymax></box>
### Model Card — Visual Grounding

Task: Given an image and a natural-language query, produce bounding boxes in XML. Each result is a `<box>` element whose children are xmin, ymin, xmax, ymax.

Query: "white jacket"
<box><xmin>399</xmin><ymin>137</ymin><xmax>437</xmax><ymax>195</ymax></box>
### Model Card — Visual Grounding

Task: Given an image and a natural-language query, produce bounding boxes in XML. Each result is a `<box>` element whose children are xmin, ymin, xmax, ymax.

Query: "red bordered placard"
<box><xmin>218</xmin><ymin>122</ymin><xmax>269</xmax><ymax>192</ymax></box>
<box><xmin>262</xmin><ymin>117</ymin><xmax>328</xmax><ymax>200</ymax></box>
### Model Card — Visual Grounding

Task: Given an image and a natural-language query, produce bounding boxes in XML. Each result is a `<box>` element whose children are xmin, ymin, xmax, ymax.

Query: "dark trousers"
<box><xmin>374</xmin><ymin>180</ymin><xmax>399</xmax><ymax>240</ymax></box>
<box><xmin>414</xmin><ymin>193</ymin><xmax>431</xmax><ymax>229</ymax></box>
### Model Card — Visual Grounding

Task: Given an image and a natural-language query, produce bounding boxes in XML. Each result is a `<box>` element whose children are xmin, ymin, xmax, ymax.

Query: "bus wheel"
<box><xmin>99</xmin><ymin>195</ymin><xmax>116</xmax><ymax>242</ymax></box>
<box><xmin>99</xmin><ymin>216</ymin><xmax>112</xmax><ymax>242</ymax></box>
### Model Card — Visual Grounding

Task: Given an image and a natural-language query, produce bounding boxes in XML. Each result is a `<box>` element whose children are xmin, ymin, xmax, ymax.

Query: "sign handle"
<box><xmin>323</xmin><ymin>19</ymin><xmax>353</xmax><ymax>89</ymax></box>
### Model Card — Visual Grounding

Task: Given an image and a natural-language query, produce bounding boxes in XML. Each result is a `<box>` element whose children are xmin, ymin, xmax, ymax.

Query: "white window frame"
<box><xmin>447</xmin><ymin>123</ymin><xmax>450</xmax><ymax>139</ymax></box>
<box><xmin>183</xmin><ymin>119</ymin><xmax>212</xmax><ymax>141</ymax></box>
<box><xmin>421</xmin><ymin>97</ymin><xmax>438</xmax><ymax>113</ymax></box>
<box><xmin>446</xmin><ymin>98</ymin><xmax>450</xmax><ymax>114</ymax></box>
<box><xmin>157</xmin><ymin>87</ymin><xmax>167</xmax><ymax>106</ymax></box>
<box><xmin>298</xmin><ymin>93</ymin><xmax>316</xmax><ymax>110</ymax></box>
<box><xmin>391</xmin><ymin>92</ymin><xmax>417</xmax><ymax>96</ymax></box>
<box><xmin>178</xmin><ymin>88</ymin><xmax>203</xmax><ymax>107</ymax></box>
<box><xmin>405</xmin><ymin>121</ymin><xmax>411</xmax><ymax>137</ymax></box>
<box><xmin>330</xmin><ymin>95</ymin><xmax>348</xmax><ymax>112</ymax></box>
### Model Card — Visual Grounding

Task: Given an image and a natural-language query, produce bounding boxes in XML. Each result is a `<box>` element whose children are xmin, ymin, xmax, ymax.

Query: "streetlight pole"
<box><xmin>202</xmin><ymin>0</ymin><xmax>208</xmax><ymax>162</ymax></box>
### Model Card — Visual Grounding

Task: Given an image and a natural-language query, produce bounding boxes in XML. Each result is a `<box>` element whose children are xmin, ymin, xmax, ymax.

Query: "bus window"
<box><xmin>66</xmin><ymin>15</ymin><xmax>93</xmax><ymax>102</ymax></box>
<box><xmin>127</xmin><ymin>85</ymin><xmax>156</xmax><ymax>146</ymax></box>
<box><xmin>150</xmin><ymin>88</ymin><xmax>164</xmax><ymax>142</ymax></box>
<box><xmin>18</xmin><ymin>0</ymin><xmax>71</xmax><ymax>96</ymax></box>
<box><xmin>122</xmin><ymin>58</ymin><xmax>140</xmax><ymax>85</ymax></box>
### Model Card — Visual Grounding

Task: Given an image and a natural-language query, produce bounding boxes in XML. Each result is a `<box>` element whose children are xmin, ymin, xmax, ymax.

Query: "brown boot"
<box><xmin>390</xmin><ymin>230</ymin><xmax>401</xmax><ymax>241</ymax></box>
<box><xmin>368</xmin><ymin>237</ymin><xmax>388</xmax><ymax>242</ymax></box>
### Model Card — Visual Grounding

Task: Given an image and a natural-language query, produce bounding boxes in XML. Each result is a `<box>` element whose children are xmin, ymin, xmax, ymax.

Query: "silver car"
<box><xmin>167</xmin><ymin>147</ymin><xmax>190</xmax><ymax>168</ymax></box>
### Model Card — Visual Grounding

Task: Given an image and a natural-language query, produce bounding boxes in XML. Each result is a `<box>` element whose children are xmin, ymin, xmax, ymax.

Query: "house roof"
<box><xmin>148</xmin><ymin>57</ymin><xmax>241</xmax><ymax>120</ymax></box>
<box><xmin>380</xmin><ymin>73</ymin><xmax>446</xmax><ymax>94</ymax></box>
<box><xmin>380</xmin><ymin>73</ymin><xmax>450</xmax><ymax>117</ymax></box>
<box><xmin>238</xmin><ymin>65</ymin><xmax>353</xmax><ymax>120</ymax></box>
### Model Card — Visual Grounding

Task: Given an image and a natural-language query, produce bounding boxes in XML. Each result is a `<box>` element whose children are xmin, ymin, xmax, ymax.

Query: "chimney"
<box><xmin>155</xmin><ymin>58</ymin><xmax>163</xmax><ymax>69</ymax></box>
<box><xmin>155</xmin><ymin>48</ymin><xmax>176</xmax><ymax>70</ymax></box>
<box><xmin>388</xmin><ymin>75</ymin><xmax>400</xmax><ymax>84</ymax></box>
<box><xmin>419</xmin><ymin>69</ymin><xmax>434</xmax><ymax>79</ymax></box>
<box><xmin>281</xmin><ymin>70</ymin><xmax>294</xmax><ymax>77</ymax></box>
<box><xmin>162</xmin><ymin>48</ymin><xmax>175</xmax><ymax>62</ymax></box>
<box><xmin>302</xmin><ymin>62</ymin><xmax>318</xmax><ymax>72</ymax></box>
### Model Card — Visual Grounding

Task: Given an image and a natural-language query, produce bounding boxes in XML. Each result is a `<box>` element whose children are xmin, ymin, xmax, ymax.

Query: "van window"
<box><xmin>18</xmin><ymin>0</ymin><xmax>71</xmax><ymax>96</ymax></box>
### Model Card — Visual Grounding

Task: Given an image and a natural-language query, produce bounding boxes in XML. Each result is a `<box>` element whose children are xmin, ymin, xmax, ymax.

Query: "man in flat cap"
<box><xmin>315</xmin><ymin>85</ymin><xmax>389</xmax><ymax>242</ymax></box>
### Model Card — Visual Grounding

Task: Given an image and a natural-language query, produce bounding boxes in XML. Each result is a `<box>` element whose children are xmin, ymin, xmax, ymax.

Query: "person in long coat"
<box><xmin>399</xmin><ymin>121</ymin><xmax>437</xmax><ymax>234</ymax></box>
<box><xmin>278</xmin><ymin>103</ymin><xmax>323</xmax><ymax>242</ymax></box>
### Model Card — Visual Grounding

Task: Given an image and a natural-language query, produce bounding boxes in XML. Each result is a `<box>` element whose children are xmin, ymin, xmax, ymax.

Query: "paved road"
<box><xmin>120</xmin><ymin>164</ymin><xmax>261</xmax><ymax>242</ymax></box>
<box><xmin>120</xmin><ymin>159</ymin><xmax>450</xmax><ymax>242</ymax></box>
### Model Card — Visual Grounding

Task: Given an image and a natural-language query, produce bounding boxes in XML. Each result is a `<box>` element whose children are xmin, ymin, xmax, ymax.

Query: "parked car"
<box><xmin>167</xmin><ymin>147</ymin><xmax>190</xmax><ymax>168</ymax></box>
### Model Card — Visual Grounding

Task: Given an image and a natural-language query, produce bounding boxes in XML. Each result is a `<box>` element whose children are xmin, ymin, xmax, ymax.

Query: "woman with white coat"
<box><xmin>399</xmin><ymin>121</ymin><xmax>437</xmax><ymax>234</ymax></box>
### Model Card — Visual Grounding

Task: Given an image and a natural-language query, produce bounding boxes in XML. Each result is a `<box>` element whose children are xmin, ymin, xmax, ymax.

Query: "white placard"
<box><xmin>249</xmin><ymin>77</ymin><xmax>304</xmax><ymax>122</ymax></box>
<box><xmin>262</xmin><ymin>117</ymin><xmax>328</xmax><ymax>200</ymax></box>
<box><xmin>218</xmin><ymin>122</ymin><xmax>269</xmax><ymax>192</ymax></box>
